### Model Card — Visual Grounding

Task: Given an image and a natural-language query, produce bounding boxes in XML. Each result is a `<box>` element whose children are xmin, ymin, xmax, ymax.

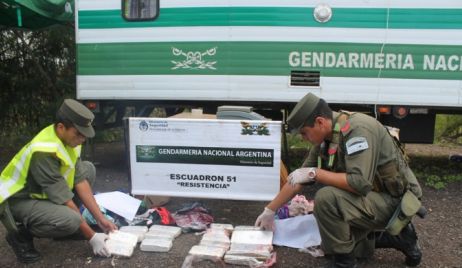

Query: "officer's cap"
<box><xmin>287</xmin><ymin>93</ymin><xmax>320</xmax><ymax>133</ymax></box>
<box><xmin>57</xmin><ymin>99</ymin><xmax>95</xmax><ymax>138</ymax></box>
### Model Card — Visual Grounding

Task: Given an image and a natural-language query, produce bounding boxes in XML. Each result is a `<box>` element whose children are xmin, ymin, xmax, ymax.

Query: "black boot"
<box><xmin>5</xmin><ymin>228</ymin><xmax>41</xmax><ymax>263</ymax></box>
<box><xmin>330</xmin><ymin>253</ymin><xmax>358</xmax><ymax>268</ymax></box>
<box><xmin>375</xmin><ymin>223</ymin><xmax>422</xmax><ymax>266</ymax></box>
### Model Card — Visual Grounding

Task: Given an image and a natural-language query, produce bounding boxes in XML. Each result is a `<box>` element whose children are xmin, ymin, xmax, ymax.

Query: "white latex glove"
<box><xmin>288</xmin><ymin>167</ymin><xmax>317</xmax><ymax>186</ymax></box>
<box><xmin>89</xmin><ymin>233</ymin><xmax>111</xmax><ymax>257</ymax></box>
<box><xmin>255</xmin><ymin>207</ymin><xmax>275</xmax><ymax>231</ymax></box>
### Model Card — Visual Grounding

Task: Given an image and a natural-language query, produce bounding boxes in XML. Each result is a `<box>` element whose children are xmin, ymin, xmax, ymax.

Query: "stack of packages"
<box><xmin>105</xmin><ymin>230</ymin><xmax>139</xmax><ymax>257</ymax></box>
<box><xmin>186</xmin><ymin>223</ymin><xmax>233</xmax><ymax>262</ymax></box>
<box><xmin>119</xmin><ymin>226</ymin><xmax>148</xmax><ymax>242</ymax></box>
<box><xmin>224</xmin><ymin>226</ymin><xmax>274</xmax><ymax>266</ymax></box>
<box><xmin>105</xmin><ymin>225</ymin><xmax>182</xmax><ymax>257</ymax></box>
<box><xmin>140</xmin><ymin>225</ymin><xmax>182</xmax><ymax>252</ymax></box>
<box><xmin>183</xmin><ymin>224</ymin><xmax>275</xmax><ymax>267</ymax></box>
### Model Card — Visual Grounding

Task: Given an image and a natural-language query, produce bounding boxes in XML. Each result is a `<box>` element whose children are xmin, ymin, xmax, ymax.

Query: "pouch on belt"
<box><xmin>385</xmin><ymin>190</ymin><xmax>421</xmax><ymax>235</ymax></box>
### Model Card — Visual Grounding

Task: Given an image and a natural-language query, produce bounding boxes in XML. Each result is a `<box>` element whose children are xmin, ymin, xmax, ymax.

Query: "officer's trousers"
<box><xmin>313</xmin><ymin>186</ymin><xmax>399</xmax><ymax>257</ymax></box>
<box><xmin>8</xmin><ymin>161</ymin><xmax>96</xmax><ymax>238</ymax></box>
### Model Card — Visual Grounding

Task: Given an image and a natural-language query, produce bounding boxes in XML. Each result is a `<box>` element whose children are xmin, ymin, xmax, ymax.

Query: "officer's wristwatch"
<box><xmin>307</xmin><ymin>167</ymin><xmax>317</xmax><ymax>180</ymax></box>
<box><xmin>301</xmin><ymin>167</ymin><xmax>317</xmax><ymax>185</ymax></box>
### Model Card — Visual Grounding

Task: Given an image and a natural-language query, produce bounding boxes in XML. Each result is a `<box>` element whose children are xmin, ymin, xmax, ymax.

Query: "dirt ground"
<box><xmin>0</xmin><ymin>142</ymin><xmax>461</xmax><ymax>268</ymax></box>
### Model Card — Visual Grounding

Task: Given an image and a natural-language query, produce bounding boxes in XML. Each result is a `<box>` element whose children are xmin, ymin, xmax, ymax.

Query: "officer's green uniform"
<box><xmin>289</xmin><ymin>94</ymin><xmax>422</xmax><ymax>258</ymax></box>
<box><xmin>0</xmin><ymin>99</ymin><xmax>96</xmax><ymax>239</ymax></box>
<box><xmin>8</xmin><ymin>156</ymin><xmax>95</xmax><ymax>238</ymax></box>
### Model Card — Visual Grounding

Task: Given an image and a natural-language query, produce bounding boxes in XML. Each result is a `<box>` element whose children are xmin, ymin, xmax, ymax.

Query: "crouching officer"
<box><xmin>0</xmin><ymin>99</ymin><xmax>117</xmax><ymax>263</ymax></box>
<box><xmin>255</xmin><ymin>93</ymin><xmax>423</xmax><ymax>267</ymax></box>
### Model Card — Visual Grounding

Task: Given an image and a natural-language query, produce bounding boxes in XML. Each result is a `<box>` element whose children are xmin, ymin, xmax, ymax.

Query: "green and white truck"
<box><xmin>76</xmin><ymin>0</ymin><xmax>462</xmax><ymax>143</ymax></box>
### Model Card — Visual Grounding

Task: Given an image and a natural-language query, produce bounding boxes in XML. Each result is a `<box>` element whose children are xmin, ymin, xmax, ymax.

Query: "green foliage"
<box><xmin>0</xmin><ymin>25</ymin><xmax>75</xmax><ymax>145</ymax></box>
<box><xmin>286</xmin><ymin>133</ymin><xmax>312</xmax><ymax>171</ymax></box>
<box><xmin>288</xmin><ymin>133</ymin><xmax>312</xmax><ymax>150</ymax></box>
<box><xmin>94</xmin><ymin>127</ymin><xmax>125</xmax><ymax>143</ymax></box>
<box><xmin>408</xmin><ymin>156</ymin><xmax>462</xmax><ymax>190</ymax></box>
<box><xmin>434</xmin><ymin>114</ymin><xmax>462</xmax><ymax>144</ymax></box>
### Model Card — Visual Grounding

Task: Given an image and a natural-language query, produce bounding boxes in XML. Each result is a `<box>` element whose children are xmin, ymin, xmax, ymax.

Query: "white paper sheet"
<box><xmin>94</xmin><ymin>191</ymin><xmax>141</xmax><ymax>221</ymax></box>
<box><xmin>273</xmin><ymin>214</ymin><xmax>322</xmax><ymax>249</ymax></box>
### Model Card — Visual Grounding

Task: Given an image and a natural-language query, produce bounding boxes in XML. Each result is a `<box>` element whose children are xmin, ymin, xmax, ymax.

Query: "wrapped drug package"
<box><xmin>106</xmin><ymin>231</ymin><xmax>138</xmax><ymax>257</ymax></box>
<box><xmin>119</xmin><ymin>225</ymin><xmax>148</xmax><ymax>242</ymax></box>
<box><xmin>224</xmin><ymin>227</ymin><xmax>274</xmax><ymax>266</ymax></box>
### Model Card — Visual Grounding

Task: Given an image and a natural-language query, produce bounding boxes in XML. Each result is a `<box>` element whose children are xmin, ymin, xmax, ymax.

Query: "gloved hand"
<box><xmin>255</xmin><ymin>207</ymin><xmax>275</xmax><ymax>231</ymax></box>
<box><xmin>89</xmin><ymin>233</ymin><xmax>110</xmax><ymax>257</ymax></box>
<box><xmin>288</xmin><ymin>167</ymin><xmax>317</xmax><ymax>186</ymax></box>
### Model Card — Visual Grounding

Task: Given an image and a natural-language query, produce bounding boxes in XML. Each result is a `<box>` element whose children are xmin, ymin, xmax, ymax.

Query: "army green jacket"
<box><xmin>304</xmin><ymin>112</ymin><xmax>421</xmax><ymax>198</ymax></box>
<box><xmin>11</xmin><ymin>152</ymin><xmax>87</xmax><ymax>204</ymax></box>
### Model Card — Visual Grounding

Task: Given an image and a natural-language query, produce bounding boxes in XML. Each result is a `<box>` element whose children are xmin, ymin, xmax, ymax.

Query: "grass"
<box><xmin>409</xmin><ymin>155</ymin><xmax>462</xmax><ymax>190</ymax></box>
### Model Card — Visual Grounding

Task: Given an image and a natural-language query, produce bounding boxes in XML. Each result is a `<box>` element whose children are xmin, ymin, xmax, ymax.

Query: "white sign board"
<box><xmin>128</xmin><ymin>118</ymin><xmax>281</xmax><ymax>201</ymax></box>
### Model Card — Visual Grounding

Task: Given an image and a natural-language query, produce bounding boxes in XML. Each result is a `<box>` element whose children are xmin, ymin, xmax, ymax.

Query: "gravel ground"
<box><xmin>0</xmin><ymin>142</ymin><xmax>461</xmax><ymax>268</ymax></box>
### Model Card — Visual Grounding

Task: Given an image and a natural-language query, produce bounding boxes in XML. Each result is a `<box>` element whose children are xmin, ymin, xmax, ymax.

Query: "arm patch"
<box><xmin>345</xmin><ymin>136</ymin><xmax>369</xmax><ymax>155</ymax></box>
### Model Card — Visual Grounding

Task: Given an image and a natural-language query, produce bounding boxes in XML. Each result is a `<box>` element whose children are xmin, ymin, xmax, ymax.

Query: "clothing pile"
<box><xmin>171</xmin><ymin>202</ymin><xmax>214</xmax><ymax>233</ymax></box>
<box><xmin>277</xmin><ymin>195</ymin><xmax>314</xmax><ymax>219</ymax></box>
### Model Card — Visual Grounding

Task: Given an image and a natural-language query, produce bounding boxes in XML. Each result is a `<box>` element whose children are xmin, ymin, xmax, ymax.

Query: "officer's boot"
<box><xmin>329</xmin><ymin>253</ymin><xmax>358</xmax><ymax>268</ymax></box>
<box><xmin>5</xmin><ymin>227</ymin><xmax>42</xmax><ymax>263</ymax></box>
<box><xmin>375</xmin><ymin>223</ymin><xmax>422</xmax><ymax>266</ymax></box>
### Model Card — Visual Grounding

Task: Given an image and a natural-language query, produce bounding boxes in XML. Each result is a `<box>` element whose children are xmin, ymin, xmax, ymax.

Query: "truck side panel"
<box><xmin>76</xmin><ymin>0</ymin><xmax>462</xmax><ymax>108</ymax></box>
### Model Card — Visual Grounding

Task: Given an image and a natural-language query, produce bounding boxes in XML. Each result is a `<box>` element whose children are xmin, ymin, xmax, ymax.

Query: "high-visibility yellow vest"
<box><xmin>0</xmin><ymin>124</ymin><xmax>81</xmax><ymax>203</ymax></box>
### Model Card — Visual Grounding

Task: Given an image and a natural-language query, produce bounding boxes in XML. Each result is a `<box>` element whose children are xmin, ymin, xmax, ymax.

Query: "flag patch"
<box><xmin>346</xmin><ymin>136</ymin><xmax>369</xmax><ymax>155</ymax></box>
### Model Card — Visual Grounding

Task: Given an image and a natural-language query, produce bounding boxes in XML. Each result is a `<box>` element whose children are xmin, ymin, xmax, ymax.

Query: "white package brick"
<box><xmin>108</xmin><ymin>230</ymin><xmax>138</xmax><ymax>248</ymax></box>
<box><xmin>210</xmin><ymin>223</ymin><xmax>234</xmax><ymax>233</ymax></box>
<box><xmin>188</xmin><ymin>245</ymin><xmax>227</xmax><ymax>258</ymax></box>
<box><xmin>105</xmin><ymin>231</ymin><xmax>138</xmax><ymax>258</ymax></box>
<box><xmin>140</xmin><ymin>238</ymin><xmax>173</xmax><ymax>252</ymax></box>
<box><xmin>226</xmin><ymin>247</ymin><xmax>272</xmax><ymax>260</ymax></box>
<box><xmin>148</xmin><ymin>225</ymin><xmax>182</xmax><ymax>238</ymax></box>
<box><xmin>145</xmin><ymin>231</ymin><xmax>175</xmax><ymax>241</ymax></box>
<box><xmin>224</xmin><ymin>229</ymin><xmax>274</xmax><ymax>263</ymax></box>
<box><xmin>230</xmin><ymin>230</ymin><xmax>273</xmax><ymax>245</ymax></box>
<box><xmin>201</xmin><ymin>232</ymin><xmax>230</xmax><ymax>247</ymax></box>
<box><xmin>119</xmin><ymin>226</ymin><xmax>148</xmax><ymax>242</ymax></box>
<box><xmin>199</xmin><ymin>239</ymin><xmax>230</xmax><ymax>250</ymax></box>
<box><xmin>106</xmin><ymin>239</ymin><xmax>135</xmax><ymax>257</ymax></box>
<box><xmin>120</xmin><ymin>226</ymin><xmax>148</xmax><ymax>233</ymax></box>
<box><xmin>224</xmin><ymin>254</ymin><xmax>267</xmax><ymax>266</ymax></box>
<box><xmin>233</xmin><ymin>225</ymin><xmax>264</xmax><ymax>232</ymax></box>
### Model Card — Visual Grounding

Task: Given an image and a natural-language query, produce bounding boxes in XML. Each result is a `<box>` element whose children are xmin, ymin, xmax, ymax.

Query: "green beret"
<box><xmin>287</xmin><ymin>93</ymin><xmax>320</xmax><ymax>132</ymax></box>
<box><xmin>57</xmin><ymin>99</ymin><xmax>95</xmax><ymax>138</ymax></box>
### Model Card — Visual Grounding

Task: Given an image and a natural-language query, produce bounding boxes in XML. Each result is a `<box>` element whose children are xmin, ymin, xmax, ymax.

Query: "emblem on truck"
<box><xmin>171</xmin><ymin>47</ymin><xmax>217</xmax><ymax>70</ymax></box>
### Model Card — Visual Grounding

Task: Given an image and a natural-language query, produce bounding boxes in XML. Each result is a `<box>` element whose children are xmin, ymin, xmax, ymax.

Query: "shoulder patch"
<box><xmin>345</xmin><ymin>136</ymin><xmax>369</xmax><ymax>155</ymax></box>
<box><xmin>340</xmin><ymin>120</ymin><xmax>351</xmax><ymax>133</ymax></box>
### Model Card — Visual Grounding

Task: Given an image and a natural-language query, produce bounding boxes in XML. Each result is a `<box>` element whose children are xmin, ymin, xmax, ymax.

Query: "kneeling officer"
<box><xmin>255</xmin><ymin>93</ymin><xmax>423</xmax><ymax>267</ymax></box>
<box><xmin>0</xmin><ymin>99</ymin><xmax>117</xmax><ymax>263</ymax></box>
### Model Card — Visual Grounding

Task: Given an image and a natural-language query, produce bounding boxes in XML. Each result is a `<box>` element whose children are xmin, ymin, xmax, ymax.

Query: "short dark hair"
<box><xmin>303</xmin><ymin>98</ymin><xmax>333</xmax><ymax>127</ymax></box>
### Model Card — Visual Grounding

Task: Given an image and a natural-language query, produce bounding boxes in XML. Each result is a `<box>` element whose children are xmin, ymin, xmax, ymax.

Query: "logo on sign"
<box><xmin>241</xmin><ymin>122</ymin><xmax>270</xmax><ymax>136</ymax></box>
<box><xmin>139</xmin><ymin>120</ymin><xmax>148</xmax><ymax>131</ymax></box>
